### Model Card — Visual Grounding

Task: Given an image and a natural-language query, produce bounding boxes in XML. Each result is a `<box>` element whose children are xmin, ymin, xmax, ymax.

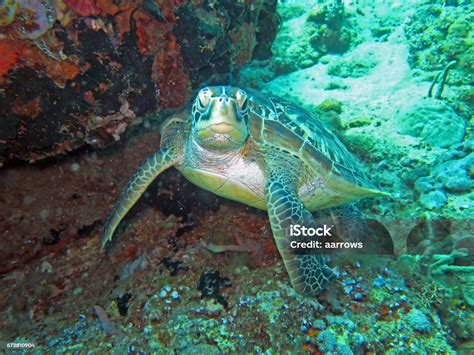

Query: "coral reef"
<box><xmin>306</xmin><ymin>1</ymin><xmax>356</xmax><ymax>55</ymax></box>
<box><xmin>240</xmin><ymin>0</ymin><xmax>360</xmax><ymax>82</ymax></box>
<box><xmin>0</xmin><ymin>0</ymin><xmax>472</xmax><ymax>353</ymax></box>
<box><xmin>63</xmin><ymin>0</ymin><xmax>101</xmax><ymax>17</ymax></box>
<box><xmin>0</xmin><ymin>0</ymin><xmax>56</xmax><ymax>40</ymax></box>
<box><xmin>404</xmin><ymin>3</ymin><xmax>473</xmax><ymax>117</ymax></box>
<box><xmin>0</xmin><ymin>117</ymin><xmax>465</xmax><ymax>353</ymax></box>
<box><xmin>415</xmin><ymin>152</ymin><xmax>473</xmax><ymax>209</ymax></box>
<box><xmin>397</xmin><ymin>98</ymin><xmax>465</xmax><ymax>148</ymax></box>
<box><xmin>404</xmin><ymin>4</ymin><xmax>473</xmax><ymax>86</ymax></box>
<box><xmin>406</xmin><ymin>309</ymin><xmax>433</xmax><ymax>333</ymax></box>
<box><xmin>0</xmin><ymin>0</ymin><xmax>279</xmax><ymax>166</ymax></box>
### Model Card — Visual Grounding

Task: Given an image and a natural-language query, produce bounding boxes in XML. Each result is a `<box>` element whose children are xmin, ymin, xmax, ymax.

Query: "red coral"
<box><xmin>132</xmin><ymin>9</ymin><xmax>190</xmax><ymax>107</ymax></box>
<box><xmin>133</xmin><ymin>10</ymin><xmax>169</xmax><ymax>55</ymax></box>
<box><xmin>0</xmin><ymin>40</ymin><xmax>19</xmax><ymax>79</ymax></box>
<box><xmin>21</xmin><ymin>45</ymin><xmax>81</xmax><ymax>88</ymax></box>
<box><xmin>114</xmin><ymin>7</ymin><xmax>135</xmax><ymax>39</ymax></box>
<box><xmin>96</xmin><ymin>0</ymin><xmax>121</xmax><ymax>16</ymax></box>
<box><xmin>158</xmin><ymin>0</ymin><xmax>176</xmax><ymax>22</ymax></box>
<box><xmin>64</xmin><ymin>0</ymin><xmax>101</xmax><ymax>17</ymax></box>
<box><xmin>152</xmin><ymin>38</ymin><xmax>190</xmax><ymax>109</ymax></box>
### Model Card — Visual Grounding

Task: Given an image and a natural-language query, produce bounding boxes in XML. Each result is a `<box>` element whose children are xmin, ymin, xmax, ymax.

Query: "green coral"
<box><xmin>346</xmin><ymin>116</ymin><xmax>372</xmax><ymax>128</ymax></box>
<box><xmin>307</xmin><ymin>2</ymin><xmax>344</xmax><ymax>27</ymax></box>
<box><xmin>306</xmin><ymin>2</ymin><xmax>359</xmax><ymax>54</ymax></box>
<box><xmin>404</xmin><ymin>4</ymin><xmax>473</xmax><ymax>86</ymax></box>
<box><xmin>369</xmin><ymin>288</ymin><xmax>389</xmax><ymax>304</ymax></box>
<box><xmin>256</xmin><ymin>290</ymin><xmax>286</xmax><ymax>324</ymax></box>
<box><xmin>318</xmin><ymin>98</ymin><xmax>343</xmax><ymax>114</ymax></box>
<box><xmin>429</xmin><ymin>250</ymin><xmax>473</xmax><ymax>275</ymax></box>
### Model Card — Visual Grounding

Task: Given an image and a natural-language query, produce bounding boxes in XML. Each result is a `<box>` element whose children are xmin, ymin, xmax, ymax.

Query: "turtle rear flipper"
<box><xmin>101</xmin><ymin>147</ymin><xmax>177</xmax><ymax>252</ymax></box>
<box><xmin>265</xmin><ymin>179</ymin><xmax>337</xmax><ymax>296</ymax></box>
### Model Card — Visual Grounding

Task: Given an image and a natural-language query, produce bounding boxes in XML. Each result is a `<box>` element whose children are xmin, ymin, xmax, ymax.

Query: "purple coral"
<box><xmin>19</xmin><ymin>0</ymin><xmax>54</xmax><ymax>39</ymax></box>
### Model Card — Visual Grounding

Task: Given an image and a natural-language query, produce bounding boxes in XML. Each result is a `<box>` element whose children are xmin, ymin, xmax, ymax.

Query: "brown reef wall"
<box><xmin>0</xmin><ymin>0</ymin><xmax>278</xmax><ymax>166</ymax></box>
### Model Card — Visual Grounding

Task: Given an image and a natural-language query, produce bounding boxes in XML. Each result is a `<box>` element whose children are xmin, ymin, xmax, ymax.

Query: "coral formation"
<box><xmin>404</xmin><ymin>3</ymin><xmax>473</xmax><ymax>117</ymax></box>
<box><xmin>404</xmin><ymin>4</ymin><xmax>473</xmax><ymax>86</ymax></box>
<box><xmin>397</xmin><ymin>98</ymin><xmax>465</xmax><ymax>148</ymax></box>
<box><xmin>63</xmin><ymin>0</ymin><xmax>100</xmax><ymax>17</ymax></box>
<box><xmin>0</xmin><ymin>0</ymin><xmax>56</xmax><ymax>40</ymax></box>
<box><xmin>406</xmin><ymin>309</ymin><xmax>433</xmax><ymax>333</ymax></box>
<box><xmin>0</xmin><ymin>0</ymin><xmax>279</xmax><ymax>165</ymax></box>
<box><xmin>0</xmin><ymin>40</ymin><xmax>20</xmax><ymax>78</ymax></box>
<box><xmin>415</xmin><ymin>152</ymin><xmax>473</xmax><ymax>209</ymax></box>
<box><xmin>307</xmin><ymin>1</ymin><xmax>356</xmax><ymax>55</ymax></box>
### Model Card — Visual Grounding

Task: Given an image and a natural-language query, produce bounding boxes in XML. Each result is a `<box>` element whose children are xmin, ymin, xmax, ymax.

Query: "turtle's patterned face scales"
<box><xmin>191</xmin><ymin>86</ymin><xmax>250</xmax><ymax>150</ymax></box>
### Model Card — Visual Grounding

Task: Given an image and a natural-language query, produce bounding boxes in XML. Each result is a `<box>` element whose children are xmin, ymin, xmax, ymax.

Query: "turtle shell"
<box><xmin>246</xmin><ymin>90</ymin><xmax>386</xmax><ymax>198</ymax></box>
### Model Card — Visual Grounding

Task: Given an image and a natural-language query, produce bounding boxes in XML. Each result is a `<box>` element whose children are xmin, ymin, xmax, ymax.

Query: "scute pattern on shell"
<box><xmin>247</xmin><ymin>90</ymin><xmax>373</xmax><ymax>189</ymax></box>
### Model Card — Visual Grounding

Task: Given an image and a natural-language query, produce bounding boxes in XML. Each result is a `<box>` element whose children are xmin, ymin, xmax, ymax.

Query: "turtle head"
<box><xmin>191</xmin><ymin>86</ymin><xmax>249</xmax><ymax>151</ymax></box>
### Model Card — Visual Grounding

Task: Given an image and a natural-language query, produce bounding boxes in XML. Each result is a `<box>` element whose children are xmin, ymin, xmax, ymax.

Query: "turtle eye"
<box><xmin>235</xmin><ymin>90</ymin><xmax>248</xmax><ymax>110</ymax></box>
<box><xmin>198</xmin><ymin>88</ymin><xmax>211</xmax><ymax>108</ymax></box>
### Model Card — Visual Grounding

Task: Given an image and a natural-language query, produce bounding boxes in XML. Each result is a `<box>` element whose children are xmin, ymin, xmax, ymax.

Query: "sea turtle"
<box><xmin>101</xmin><ymin>86</ymin><xmax>388</xmax><ymax>296</ymax></box>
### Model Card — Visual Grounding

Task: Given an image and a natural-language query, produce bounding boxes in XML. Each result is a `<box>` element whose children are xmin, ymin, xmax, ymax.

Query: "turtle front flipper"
<box><xmin>265</xmin><ymin>179</ymin><xmax>337</xmax><ymax>296</ymax></box>
<box><xmin>101</xmin><ymin>147</ymin><xmax>177</xmax><ymax>252</ymax></box>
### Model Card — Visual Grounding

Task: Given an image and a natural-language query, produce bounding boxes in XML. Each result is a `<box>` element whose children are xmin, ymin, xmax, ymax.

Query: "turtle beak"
<box><xmin>196</xmin><ymin>123</ymin><xmax>245</xmax><ymax>143</ymax></box>
<box><xmin>195</xmin><ymin>97</ymin><xmax>247</xmax><ymax>148</ymax></box>
<box><xmin>210</xmin><ymin>122</ymin><xmax>235</xmax><ymax>134</ymax></box>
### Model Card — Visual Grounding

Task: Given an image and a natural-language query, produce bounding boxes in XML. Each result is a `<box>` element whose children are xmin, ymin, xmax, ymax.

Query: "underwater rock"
<box><xmin>0</xmin><ymin>0</ymin><xmax>279</xmax><ymax>166</ymax></box>
<box><xmin>63</xmin><ymin>0</ymin><xmax>101</xmax><ymax>17</ymax></box>
<box><xmin>431</xmin><ymin>153</ymin><xmax>474</xmax><ymax>193</ymax></box>
<box><xmin>415</xmin><ymin>152</ymin><xmax>473</xmax><ymax>209</ymax></box>
<box><xmin>397</xmin><ymin>98</ymin><xmax>465</xmax><ymax>148</ymax></box>
<box><xmin>327</xmin><ymin>51</ymin><xmax>378</xmax><ymax>78</ymax></box>
<box><xmin>173</xmin><ymin>0</ymin><xmax>278</xmax><ymax>85</ymax></box>
<box><xmin>419</xmin><ymin>190</ymin><xmax>447</xmax><ymax>210</ymax></box>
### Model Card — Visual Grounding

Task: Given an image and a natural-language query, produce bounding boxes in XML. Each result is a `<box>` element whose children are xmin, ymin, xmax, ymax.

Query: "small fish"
<box><xmin>92</xmin><ymin>305</ymin><xmax>125</xmax><ymax>338</ymax></box>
